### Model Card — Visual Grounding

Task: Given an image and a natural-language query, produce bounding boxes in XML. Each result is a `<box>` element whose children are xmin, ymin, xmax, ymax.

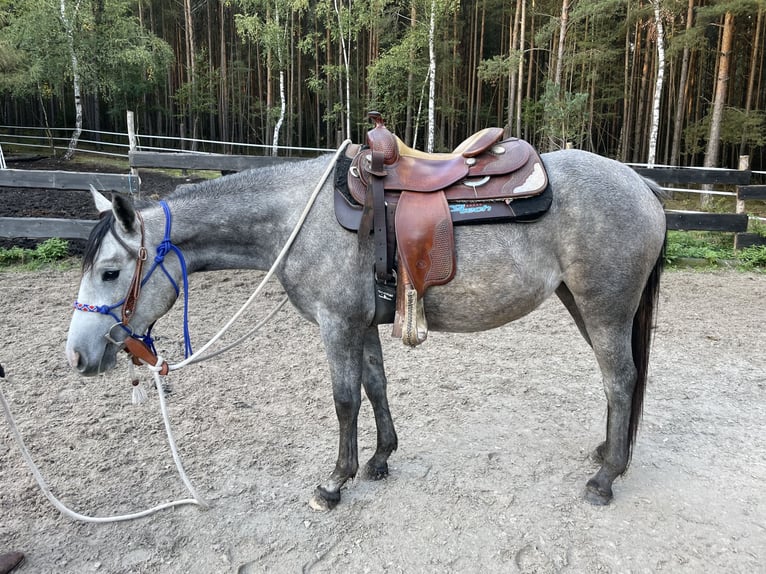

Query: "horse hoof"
<box><xmin>584</xmin><ymin>479</ymin><xmax>613</xmax><ymax>506</ymax></box>
<box><xmin>308</xmin><ymin>486</ymin><xmax>340</xmax><ymax>511</ymax></box>
<box><xmin>363</xmin><ymin>461</ymin><xmax>389</xmax><ymax>481</ymax></box>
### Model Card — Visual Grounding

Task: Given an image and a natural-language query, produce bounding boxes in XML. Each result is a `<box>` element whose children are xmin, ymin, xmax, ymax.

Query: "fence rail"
<box><xmin>1</xmin><ymin>127</ymin><xmax>765</xmax><ymax>247</ymax></box>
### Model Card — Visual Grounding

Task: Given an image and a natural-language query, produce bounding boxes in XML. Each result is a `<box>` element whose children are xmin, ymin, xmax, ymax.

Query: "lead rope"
<box><xmin>1</xmin><ymin>141</ymin><xmax>351</xmax><ymax>523</ymax></box>
<box><xmin>164</xmin><ymin>140</ymin><xmax>352</xmax><ymax>373</ymax></box>
<box><xmin>0</xmin><ymin>371</ymin><xmax>206</xmax><ymax>522</ymax></box>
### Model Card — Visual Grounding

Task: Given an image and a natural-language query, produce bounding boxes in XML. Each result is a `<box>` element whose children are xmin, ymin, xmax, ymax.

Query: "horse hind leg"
<box><xmin>587</xmin><ymin>250</ymin><xmax>663</xmax><ymax>504</ymax></box>
<box><xmin>584</xmin><ymin>324</ymin><xmax>637</xmax><ymax>505</ymax></box>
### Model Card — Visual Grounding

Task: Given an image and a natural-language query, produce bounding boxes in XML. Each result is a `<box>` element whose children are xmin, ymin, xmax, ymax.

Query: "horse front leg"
<box><xmin>360</xmin><ymin>326</ymin><xmax>398</xmax><ymax>480</ymax></box>
<box><xmin>309</xmin><ymin>321</ymin><xmax>364</xmax><ymax>511</ymax></box>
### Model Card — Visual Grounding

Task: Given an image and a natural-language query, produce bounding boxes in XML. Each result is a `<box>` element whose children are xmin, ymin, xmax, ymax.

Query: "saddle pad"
<box><xmin>334</xmin><ymin>162</ymin><xmax>553</xmax><ymax>232</ymax></box>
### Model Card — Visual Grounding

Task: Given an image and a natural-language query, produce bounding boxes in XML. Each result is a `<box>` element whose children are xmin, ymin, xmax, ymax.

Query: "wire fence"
<box><xmin>0</xmin><ymin>125</ymin><xmax>334</xmax><ymax>159</ymax></box>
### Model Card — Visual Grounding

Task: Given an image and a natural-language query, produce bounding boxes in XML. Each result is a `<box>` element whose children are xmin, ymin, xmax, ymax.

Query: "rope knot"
<box><xmin>155</xmin><ymin>239</ymin><xmax>172</xmax><ymax>263</ymax></box>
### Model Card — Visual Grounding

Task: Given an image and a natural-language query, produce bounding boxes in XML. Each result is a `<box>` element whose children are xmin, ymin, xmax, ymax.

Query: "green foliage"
<box><xmin>538</xmin><ymin>80</ymin><xmax>589</xmax><ymax>150</ymax></box>
<box><xmin>477</xmin><ymin>53</ymin><xmax>518</xmax><ymax>86</ymax></box>
<box><xmin>0</xmin><ymin>238</ymin><xmax>70</xmax><ymax>268</ymax></box>
<box><xmin>749</xmin><ymin>217</ymin><xmax>766</xmax><ymax>238</ymax></box>
<box><xmin>34</xmin><ymin>237</ymin><xmax>69</xmax><ymax>262</ymax></box>
<box><xmin>174</xmin><ymin>50</ymin><xmax>220</xmax><ymax>117</ymax></box>
<box><xmin>0</xmin><ymin>0</ymin><xmax>173</xmax><ymax>113</ymax></box>
<box><xmin>664</xmin><ymin>231</ymin><xmax>766</xmax><ymax>271</ymax></box>
<box><xmin>665</xmin><ymin>231</ymin><xmax>733</xmax><ymax>265</ymax></box>
<box><xmin>683</xmin><ymin>108</ymin><xmax>766</xmax><ymax>155</ymax></box>
<box><xmin>368</xmin><ymin>30</ymin><xmax>428</xmax><ymax>129</ymax></box>
<box><xmin>736</xmin><ymin>246</ymin><xmax>766</xmax><ymax>271</ymax></box>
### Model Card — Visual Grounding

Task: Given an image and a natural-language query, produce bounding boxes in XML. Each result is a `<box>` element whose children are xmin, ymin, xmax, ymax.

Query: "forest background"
<box><xmin>0</xmin><ymin>0</ymin><xmax>764</xmax><ymax>170</ymax></box>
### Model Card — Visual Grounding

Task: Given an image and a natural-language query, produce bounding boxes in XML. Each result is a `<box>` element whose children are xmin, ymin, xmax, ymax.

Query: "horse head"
<box><xmin>65</xmin><ymin>190</ymin><xmax>183</xmax><ymax>375</ymax></box>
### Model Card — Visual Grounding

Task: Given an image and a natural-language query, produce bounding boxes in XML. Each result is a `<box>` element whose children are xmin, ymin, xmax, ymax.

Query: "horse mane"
<box><xmin>82</xmin><ymin>212</ymin><xmax>115</xmax><ymax>273</ymax></box>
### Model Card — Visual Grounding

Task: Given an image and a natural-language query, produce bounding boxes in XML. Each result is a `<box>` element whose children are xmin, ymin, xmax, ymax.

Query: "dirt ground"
<box><xmin>0</xmin><ymin>265</ymin><xmax>764</xmax><ymax>573</ymax></box>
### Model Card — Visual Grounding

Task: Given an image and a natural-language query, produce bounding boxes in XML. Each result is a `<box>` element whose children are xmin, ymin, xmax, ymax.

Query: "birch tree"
<box><xmin>235</xmin><ymin>0</ymin><xmax>291</xmax><ymax>155</ymax></box>
<box><xmin>647</xmin><ymin>0</ymin><xmax>666</xmax><ymax>167</ymax></box>
<box><xmin>60</xmin><ymin>0</ymin><xmax>82</xmax><ymax>160</ymax></box>
<box><xmin>333</xmin><ymin>0</ymin><xmax>351</xmax><ymax>140</ymax></box>
<box><xmin>426</xmin><ymin>0</ymin><xmax>436</xmax><ymax>152</ymax></box>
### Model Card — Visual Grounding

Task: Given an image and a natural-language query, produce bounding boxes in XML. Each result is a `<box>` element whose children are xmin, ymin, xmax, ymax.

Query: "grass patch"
<box><xmin>0</xmin><ymin>238</ymin><xmax>76</xmax><ymax>270</ymax></box>
<box><xmin>665</xmin><ymin>230</ymin><xmax>766</xmax><ymax>271</ymax></box>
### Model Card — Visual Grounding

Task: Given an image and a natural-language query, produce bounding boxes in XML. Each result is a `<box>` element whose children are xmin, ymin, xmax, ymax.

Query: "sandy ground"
<box><xmin>0</xmin><ymin>267</ymin><xmax>764</xmax><ymax>573</ymax></box>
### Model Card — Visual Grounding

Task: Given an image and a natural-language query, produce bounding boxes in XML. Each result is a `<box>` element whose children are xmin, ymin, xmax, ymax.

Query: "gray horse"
<box><xmin>65</xmin><ymin>149</ymin><xmax>666</xmax><ymax>509</ymax></box>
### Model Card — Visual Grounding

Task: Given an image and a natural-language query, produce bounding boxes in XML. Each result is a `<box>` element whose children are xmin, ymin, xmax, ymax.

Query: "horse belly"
<box><xmin>422</xmin><ymin>245</ymin><xmax>561</xmax><ymax>333</ymax></box>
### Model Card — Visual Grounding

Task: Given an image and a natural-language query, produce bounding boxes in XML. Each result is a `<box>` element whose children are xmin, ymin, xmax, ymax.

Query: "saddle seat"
<box><xmin>362</xmin><ymin>111</ymin><xmax>539</xmax><ymax>195</ymax></box>
<box><xmin>336</xmin><ymin>112</ymin><xmax>550</xmax><ymax>347</ymax></box>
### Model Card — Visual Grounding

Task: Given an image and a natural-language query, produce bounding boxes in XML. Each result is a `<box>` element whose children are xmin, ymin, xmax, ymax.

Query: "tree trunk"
<box><xmin>426</xmin><ymin>0</ymin><xmax>436</xmax><ymax>152</ymax></box>
<box><xmin>333</xmin><ymin>0</ymin><xmax>351</xmax><ymax>140</ymax></box>
<box><xmin>219</xmin><ymin>0</ymin><xmax>229</xmax><ymax>146</ymax></box>
<box><xmin>60</xmin><ymin>0</ymin><xmax>83</xmax><ymax>161</ymax></box>
<box><xmin>515</xmin><ymin>0</ymin><xmax>525</xmax><ymax>138</ymax></box>
<box><xmin>405</xmin><ymin>3</ymin><xmax>416</xmax><ymax>145</ymax></box>
<box><xmin>554</xmin><ymin>0</ymin><xmax>568</xmax><ymax>89</ymax></box>
<box><xmin>670</xmin><ymin>0</ymin><xmax>694</xmax><ymax>166</ymax></box>
<box><xmin>506</xmin><ymin>0</ymin><xmax>521</xmax><ymax>136</ymax></box>
<box><xmin>701</xmin><ymin>11</ymin><xmax>734</xmax><ymax>207</ymax></box>
<box><xmin>271</xmin><ymin>3</ymin><xmax>286</xmax><ymax>156</ymax></box>
<box><xmin>183</xmin><ymin>0</ymin><xmax>197</xmax><ymax>149</ymax></box>
<box><xmin>647</xmin><ymin>0</ymin><xmax>665</xmax><ymax>167</ymax></box>
<box><xmin>740</xmin><ymin>6</ymin><xmax>763</xmax><ymax>156</ymax></box>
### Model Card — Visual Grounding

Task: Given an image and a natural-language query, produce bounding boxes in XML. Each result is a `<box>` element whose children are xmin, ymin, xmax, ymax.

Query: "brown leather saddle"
<box><xmin>334</xmin><ymin>112</ymin><xmax>550</xmax><ymax>345</ymax></box>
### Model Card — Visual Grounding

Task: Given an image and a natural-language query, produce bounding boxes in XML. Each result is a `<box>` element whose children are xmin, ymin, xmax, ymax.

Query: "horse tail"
<box><xmin>628</xmin><ymin>179</ymin><xmax>666</xmax><ymax>459</ymax></box>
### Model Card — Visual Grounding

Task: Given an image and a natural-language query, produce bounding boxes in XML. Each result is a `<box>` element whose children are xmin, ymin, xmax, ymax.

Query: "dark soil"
<box><xmin>0</xmin><ymin>157</ymin><xmax>197</xmax><ymax>255</ymax></box>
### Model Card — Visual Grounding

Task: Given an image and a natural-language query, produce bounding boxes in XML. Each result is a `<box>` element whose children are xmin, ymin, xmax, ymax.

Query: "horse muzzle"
<box><xmin>65</xmin><ymin>339</ymin><xmax>119</xmax><ymax>376</ymax></box>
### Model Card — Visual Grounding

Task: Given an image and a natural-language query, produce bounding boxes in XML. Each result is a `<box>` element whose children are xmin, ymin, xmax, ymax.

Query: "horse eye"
<box><xmin>102</xmin><ymin>270</ymin><xmax>120</xmax><ymax>282</ymax></box>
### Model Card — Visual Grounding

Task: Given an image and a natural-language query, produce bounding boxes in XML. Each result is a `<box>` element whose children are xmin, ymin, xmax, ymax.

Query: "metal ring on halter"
<box><xmin>105</xmin><ymin>322</ymin><xmax>131</xmax><ymax>346</ymax></box>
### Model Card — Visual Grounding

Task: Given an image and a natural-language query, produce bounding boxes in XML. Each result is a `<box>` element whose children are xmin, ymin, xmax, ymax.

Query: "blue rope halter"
<box><xmin>73</xmin><ymin>201</ymin><xmax>193</xmax><ymax>359</ymax></box>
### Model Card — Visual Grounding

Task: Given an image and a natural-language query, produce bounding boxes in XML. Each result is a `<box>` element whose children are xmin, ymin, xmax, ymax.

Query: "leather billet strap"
<box><xmin>368</xmin><ymin>151</ymin><xmax>394</xmax><ymax>284</ymax></box>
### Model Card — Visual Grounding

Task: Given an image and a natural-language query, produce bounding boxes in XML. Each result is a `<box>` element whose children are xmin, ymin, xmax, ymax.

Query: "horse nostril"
<box><xmin>66</xmin><ymin>348</ymin><xmax>82</xmax><ymax>371</ymax></box>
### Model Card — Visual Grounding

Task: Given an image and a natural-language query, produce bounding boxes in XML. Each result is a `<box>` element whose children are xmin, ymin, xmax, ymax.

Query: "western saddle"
<box><xmin>335</xmin><ymin>111</ymin><xmax>550</xmax><ymax>346</ymax></box>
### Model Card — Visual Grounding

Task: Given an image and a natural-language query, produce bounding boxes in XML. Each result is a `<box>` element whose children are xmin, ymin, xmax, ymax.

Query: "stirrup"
<box><xmin>401</xmin><ymin>288</ymin><xmax>428</xmax><ymax>347</ymax></box>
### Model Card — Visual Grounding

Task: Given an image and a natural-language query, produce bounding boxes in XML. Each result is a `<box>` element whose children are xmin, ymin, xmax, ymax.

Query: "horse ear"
<box><xmin>112</xmin><ymin>193</ymin><xmax>137</xmax><ymax>234</ymax></box>
<box><xmin>89</xmin><ymin>186</ymin><xmax>113</xmax><ymax>214</ymax></box>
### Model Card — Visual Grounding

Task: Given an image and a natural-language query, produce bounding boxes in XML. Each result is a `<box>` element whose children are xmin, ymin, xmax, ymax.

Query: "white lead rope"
<box><xmin>1</xmin><ymin>141</ymin><xmax>351</xmax><ymax>523</ymax></box>
<box><xmin>0</xmin><ymin>373</ymin><xmax>206</xmax><ymax>522</ymax></box>
<box><xmin>167</xmin><ymin>140</ymin><xmax>352</xmax><ymax>372</ymax></box>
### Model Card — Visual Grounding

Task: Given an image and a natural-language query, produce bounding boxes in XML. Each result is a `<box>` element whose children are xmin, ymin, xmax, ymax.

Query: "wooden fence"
<box><xmin>1</xmin><ymin>152</ymin><xmax>765</xmax><ymax>248</ymax></box>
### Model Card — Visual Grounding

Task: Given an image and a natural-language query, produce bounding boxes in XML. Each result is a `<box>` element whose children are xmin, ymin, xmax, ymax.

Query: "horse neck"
<box><xmin>150</xmin><ymin>177</ymin><xmax>308</xmax><ymax>273</ymax></box>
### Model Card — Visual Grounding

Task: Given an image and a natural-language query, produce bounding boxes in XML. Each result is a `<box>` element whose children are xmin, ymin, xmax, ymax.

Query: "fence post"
<box><xmin>737</xmin><ymin>155</ymin><xmax>748</xmax><ymax>215</ymax></box>
<box><xmin>127</xmin><ymin>110</ymin><xmax>140</xmax><ymax>198</ymax></box>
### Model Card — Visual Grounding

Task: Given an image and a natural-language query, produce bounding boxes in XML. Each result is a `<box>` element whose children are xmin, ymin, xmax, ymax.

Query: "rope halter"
<box><xmin>72</xmin><ymin>201</ymin><xmax>192</xmax><ymax>376</ymax></box>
